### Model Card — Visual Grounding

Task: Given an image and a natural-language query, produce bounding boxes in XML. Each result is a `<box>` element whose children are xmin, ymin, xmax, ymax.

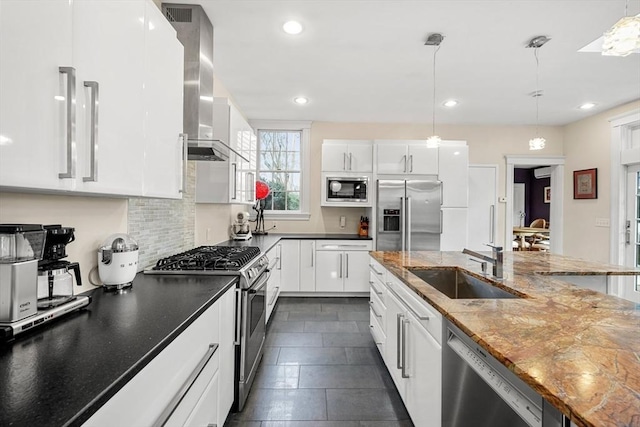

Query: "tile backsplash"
<box><xmin>128</xmin><ymin>162</ymin><xmax>196</xmax><ymax>270</ymax></box>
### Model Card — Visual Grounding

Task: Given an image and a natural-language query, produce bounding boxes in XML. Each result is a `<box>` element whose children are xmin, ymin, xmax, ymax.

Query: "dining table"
<box><xmin>513</xmin><ymin>226</ymin><xmax>550</xmax><ymax>250</ymax></box>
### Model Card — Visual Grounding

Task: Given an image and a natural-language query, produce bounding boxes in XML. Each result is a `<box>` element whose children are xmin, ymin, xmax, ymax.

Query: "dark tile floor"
<box><xmin>226</xmin><ymin>297</ymin><xmax>413</xmax><ymax>427</ymax></box>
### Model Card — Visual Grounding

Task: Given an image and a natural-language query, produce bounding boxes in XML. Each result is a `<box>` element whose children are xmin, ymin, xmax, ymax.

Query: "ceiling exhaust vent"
<box><xmin>164</xmin><ymin>7</ymin><xmax>192</xmax><ymax>23</ymax></box>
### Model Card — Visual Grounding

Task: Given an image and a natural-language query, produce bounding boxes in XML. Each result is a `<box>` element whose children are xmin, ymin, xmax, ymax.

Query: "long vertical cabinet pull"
<box><xmin>231</xmin><ymin>163</ymin><xmax>237</xmax><ymax>200</ymax></box>
<box><xmin>82</xmin><ymin>81</ymin><xmax>99</xmax><ymax>182</ymax></box>
<box><xmin>349</xmin><ymin>153</ymin><xmax>353</xmax><ymax>170</ymax></box>
<box><xmin>179</xmin><ymin>133</ymin><xmax>188</xmax><ymax>194</ymax></box>
<box><xmin>489</xmin><ymin>205</ymin><xmax>495</xmax><ymax>243</ymax></box>
<box><xmin>401</xmin><ymin>318</ymin><xmax>410</xmax><ymax>378</ymax></box>
<box><xmin>396</xmin><ymin>313</ymin><xmax>404</xmax><ymax>369</ymax></box>
<box><xmin>401</xmin><ymin>197</ymin><xmax>406</xmax><ymax>251</ymax></box>
<box><xmin>345</xmin><ymin>253</ymin><xmax>349</xmax><ymax>278</ymax></box>
<box><xmin>409</xmin><ymin>155</ymin><xmax>413</xmax><ymax>173</ymax></box>
<box><xmin>440</xmin><ymin>210</ymin><xmax>443</xmax><ymax>234</ymax></box>
<box><xmin>343</xmin><ymin>153</ymin><xmax>347</xmax><ymax>171</ymax></box>
<box><xmin>338</xmin><ymin>254</ymin><xmax>343</xmax><ymax>278</ymax></box>
<box><xmin>246</xmin><ymin>172</ymin><xmax>255</xmax><ymax>202</ymax></box>
<box><xmin>58</xmin><ymin>67</ymin><xmax>76</xmax><ymax>179</ymax></box>
<box><xmin>277</xmin><ymin>244</ymin><xmax>282</xmax><ymax>270</ymax></box>
<box><xmin>406</xmin><ymin>197</ymin><xmax>412</xmax><ymax>251</ymax></box>
<box><xmin>401</xmin><ymin>155</ymin><xmax>407</xmax><ymax>173</ymax></box>
<box><xmin>310</xmin><ymin>243</ymin><xmax>314</xmax><ymax>267</ymax></box>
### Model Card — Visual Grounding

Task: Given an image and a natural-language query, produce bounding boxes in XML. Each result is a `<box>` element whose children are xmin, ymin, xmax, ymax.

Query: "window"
<box><xmin>258</xmin><ymin>130</ymin><xmax>301</xmax><ymax>211</ymax></box>
<box><xmin>252</xmin><ymin>121</ymin><xmax>311</xmax><ymax>220</ymax></box>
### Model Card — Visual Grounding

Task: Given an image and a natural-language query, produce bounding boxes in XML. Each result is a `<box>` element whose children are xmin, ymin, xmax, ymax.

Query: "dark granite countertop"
<box><xmin>0</xmin><ymin>273</ymin><xmax>237</xmax><ymax>427</ymax></box>
<box><xmin>216</xmin><ymin>233</ymin><xmax>372</xmax><ymax>254</ymax></box>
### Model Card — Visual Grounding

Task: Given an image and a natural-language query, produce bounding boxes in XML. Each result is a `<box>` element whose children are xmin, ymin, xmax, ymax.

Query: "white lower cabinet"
<box><xmin>299</xmin><ymin>240</ymin><xmax>316</xmax><ymax>292</ymax></box>
<box><xmin>266</xmin><ymin>245</ymin><xmax>281</xmax><ymax>322</ymax></box>
<box><xmin>369</xmin><ymin>256</ymin><xmax>442</xmax><ymax>427</ymax></box>
<box><xmin>280</xmin><ymin>240</ymin><xmax>300</xmax><ymax>292</ymax></box>
<box><xmin>83</xmin><ymin>286</ymin><xmax>236</xmax><ymax>427</ymax></box>
<box><xmin>315</xmin><ymin>240</ymin><xmax>373</xmax><ymax>293</ymax></box>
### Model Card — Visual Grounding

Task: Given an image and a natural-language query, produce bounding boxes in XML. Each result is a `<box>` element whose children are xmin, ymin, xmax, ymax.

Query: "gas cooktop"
<box><xmin>150</xmin><ymin>246</ymin><xmax>261</xmax><ymax>272</ymax></box>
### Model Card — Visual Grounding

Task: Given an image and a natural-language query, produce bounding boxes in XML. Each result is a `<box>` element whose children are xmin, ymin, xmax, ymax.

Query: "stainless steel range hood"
<box><xmin>162</xmin><ymin>3</ymin><xmax>237</xmax><ymax>162</ymax></box>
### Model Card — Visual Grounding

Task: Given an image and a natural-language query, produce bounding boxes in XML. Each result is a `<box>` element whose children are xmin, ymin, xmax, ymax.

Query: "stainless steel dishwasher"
<box><xmin>443</xmin><ymin>320</ymin><xmax>567</xmax><ymax>427</ymax></box>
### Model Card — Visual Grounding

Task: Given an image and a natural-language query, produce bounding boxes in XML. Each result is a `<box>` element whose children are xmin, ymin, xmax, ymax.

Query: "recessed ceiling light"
<box><xmin>443</xmin><ymin>100</ymin><xmax>458</xmax><ymax>107</ymax></box>
<box><xmin>579</xmin><ymin>102</ymin><xmax>596</xmax><ymax>110</ymax></box>
<box><xmin>283</xmin><ymin>21</ymin><xmax>303</xmax><ymax>35</ymax></box>
<box><xmin>294</xmin><ymin>96</ymin><xmax>308</xmax><ymax>105</ymax></box>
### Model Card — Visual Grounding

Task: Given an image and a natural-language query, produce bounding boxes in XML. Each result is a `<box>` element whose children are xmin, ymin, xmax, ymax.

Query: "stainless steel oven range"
<box><xmin>145</xmin><ymin>245</ymin><xmax>268</xmax><ymax>412</ymax></box>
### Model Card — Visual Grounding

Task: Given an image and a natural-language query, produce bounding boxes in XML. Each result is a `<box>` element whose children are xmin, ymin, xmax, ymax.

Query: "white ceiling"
<box><xmin>174</xmin><ymin>0</ymin><xmax>640</xmax><ymax>126</ymax></box>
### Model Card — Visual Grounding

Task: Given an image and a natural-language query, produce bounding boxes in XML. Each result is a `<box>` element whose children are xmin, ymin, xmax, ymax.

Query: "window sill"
<box><xmin>261</xmin><ymin>212</ymin><xmax>310</xmax><ymax>221</ymax></box>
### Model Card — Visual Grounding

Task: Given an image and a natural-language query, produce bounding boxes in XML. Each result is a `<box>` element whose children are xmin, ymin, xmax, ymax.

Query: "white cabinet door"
<box><xmin>217</xmin><ymin>286</ymin><xmax>236</xmax><ymax>426</ymax></box>
<box><xmin>376</xmin><ymin>142</ymin><xmax>408</xmax><ymax>174</ymax></box>
<box><xmin>407</xmin><ymin>143</ymin><xmax>438</xmax><ymax>175</ymax></box>
<box><xmin>383</xmin><ymin>289</ymin><xmax>406</xmax><ymax>397</ymax></box>
<box><xmin>468</xmin><ymin>166</ymin><xmax>497</xmax><ymax>250</ymax></box>
<box><xmin>142</xmin><ymin>1</ymin><xmax>184</xmax><ymax>199</ymax></box>
<box><xmin>439</xmin><ymin>145</ymin><xmax>469</xmax><ymax>207</ymax></box>
<box><xmin>0</xmin><ymin>0</ymin><xmax>74</xmax><ymax>192</ymax></box>
<box><xmin>343</xmin><ymin>250</ymin><xmax>370</xmax><ymax>292</ymax></box>
<box><xmin>299</xmin><ymin>240</ymin><xmax>316</xmax><ymax>292</ymax></box>
<box><xmin>280</xmin><ymin>240</ymin><xmax>300</xmax><ymax>292</ymax></box>
<box><xmin>441</xmin><ymin>208</ymin><xmax>468</xmax><ymax>251</ymax></box>
<box><xmin>322</xmin><ymin>141</ymin><xmax>348</xmax><ymax>172</ymax></box>
<box><xmin>315</xmin><ymin>251</ymin><xmax>344</xmax><ymax>292</ymax></box>
<box><xmin>347</xmin><ymin>142</ymin><xmax>373</xmax><ymax>172</ymax></box>
<box><xmin>73</xmin><ymin>0</ymin><xmax>145</xmax><ymax>196</ymax></box>
<box><xmin>404</xmin><ymin>313</ymin><xmax>442</xmax><ymax>427</ymax></box>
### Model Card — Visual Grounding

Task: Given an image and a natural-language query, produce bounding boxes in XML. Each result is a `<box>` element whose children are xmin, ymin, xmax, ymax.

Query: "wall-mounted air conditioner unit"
<box><xmin>533</xmin><ymin>166</ymin><xmax>552</xmax><ymax>179</ymax></box>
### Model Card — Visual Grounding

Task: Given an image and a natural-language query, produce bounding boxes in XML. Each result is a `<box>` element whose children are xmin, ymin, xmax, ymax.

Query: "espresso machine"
<box><xmin>0</xmin><ymin>224</ymin><xmax>90</xmax><ymax>342</ymax></box>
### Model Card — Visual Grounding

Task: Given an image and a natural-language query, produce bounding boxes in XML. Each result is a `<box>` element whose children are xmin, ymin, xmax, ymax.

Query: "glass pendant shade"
<box><xmin>529</xmin><ymin>137</ymin><xmax>546</xmax><ymax>150</ymax></box>
<box><xmin>602</xmin><ymin>14</ymin><xmax>640</xmax><ymax>57</ymax></box>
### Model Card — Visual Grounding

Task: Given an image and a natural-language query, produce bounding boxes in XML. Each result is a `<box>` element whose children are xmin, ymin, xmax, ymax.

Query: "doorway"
<box><xmin>622</xmin><ymin>164</ymin><xmax>640</xmax><ymax>303</ymax></box>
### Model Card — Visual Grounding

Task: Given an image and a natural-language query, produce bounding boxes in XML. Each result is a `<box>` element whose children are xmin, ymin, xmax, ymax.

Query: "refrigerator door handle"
<box><xmin>400</xmin><ymin>196</ymin><xmax>406</xmax><ymax>251</ymax></box>
<box><xmin>406</xmin><ymin>197</ymin><xmax>412</xmax><ymax>251</ymax></box>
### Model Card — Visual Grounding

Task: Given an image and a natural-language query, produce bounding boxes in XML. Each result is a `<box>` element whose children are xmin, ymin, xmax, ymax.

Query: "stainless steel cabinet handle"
<box><xmin>277</xmin><ymin>244</ymin><xmax>282</xmax><ymax>270</ymax></box>
<box><xmin>343</xmin><ymin>152</ymin><xmax>347</xmax><ymax>170</ymax></box>
<box><xmin>369</xmin><ymin>325</ymin><xmax>383</xmax><ymax>346</ymax></box>
<box><xmin>369</xmin><ymin>301</ymin><xmax>382</xmax><ymax>318</ymax></box>
<box><xmin>82</xmin><ymin>81</ymin><xmax>99</xmax><ymax>182</ymax></box>
<box><xmin>369</xmin><ymin>264</ymin><xmax>384</xmax><ymax>276</ymax></box>
<box><xmin>247</xmin><ymin>172</ymin><xmax>255</xmax><ymax>202</ymax></box>
<box><xmin>338</xmin><ymin>253</ymin><xmax>343</xmax><ymax>278</ymax></box>
<box><xmin>406</xmin><ymin>197</ymin><xmax>412</xmax><ymax>251</ymax></box>
<box><xmin>489</xmin><ymin>205</ymin><xmax>495</xmax><ymax>243</ymax></box>
<box><xmin>345</xmin><ymin>253</ymin><xmax>349</xmax><ymax>278</ymax></box>
<box><xmin>311</xmin><ymin>244</ymin><xmax>314</xmax><ymax>267</ymax></box>
<box><xmin>440</xmin><ymin>181</ymin><xmax>444</xmax><ymax>206</ymax></box>
<box><xmin>369</xmin><ymin>280</ymin><xmax>383</xmax><ymax>296</ymax></box>
<box><xmin>386</xmin><ymin>284</ymin><xmax>431</xmax><ymax>321</ymax></box>
<box><xmin>401</xmin><ymin>197</ymin><xmax>406</xmax><ymax>252</ymax></box>
<box><xmin>269</xmin><ymin>286</ymin><xmax>280</xmax><ymax>305</ymax></box>
<box><xmin>396</xmin><ymin>313</ymin><xmax>404</xmax><ymax>369</ymax></box>
<box><xmin>231</xmin><ymin>163</ymin><xmax>237</xmax><ymax>200</ymax></box>
<box><xmin>401</xmin><ymin>319</ymin><xmax>410</xmax><ymax>378</ymax></box>
<box><xmin>153</xmin><ymin>343</ymin><xmax>219</xmax><ymax>427</ymax></box>
<box><xmin>179</xmin><ymin>133</ymin><xmax>188</xmax><ymax>194</ymax></box>
<box><xmin>440</xmin><ymin>210</ymin><xmax>443</xmax><ymax>234</ymax></box>
<box><xmin>409</xmin><ymin>155</ymin><xmax>413</xmax><ymax>173</ymax></box>
<box><xmin>349</xmin><ymin>153</ymin><xmax>353</xmax><ymax>170</ymax></box>
<box><xmin>233</xmin><ymin>288</ymin><xmax>241</xmax><ymax>345</ymax></box>
<box><xmin>59</xmin><ymin>66</ymin><xmax>76</xmax><ymax>179</ymax></box>
<box><xmin>402</xmin><ymin>154</ymin><xmax>407</xmax><ymax>173</ymax></box>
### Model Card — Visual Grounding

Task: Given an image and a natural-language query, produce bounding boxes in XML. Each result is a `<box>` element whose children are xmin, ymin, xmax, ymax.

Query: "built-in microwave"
<box><xmin>322</xmin><ymin>174</ymin><xmax>371</xmax><ymax>206</ymax></box>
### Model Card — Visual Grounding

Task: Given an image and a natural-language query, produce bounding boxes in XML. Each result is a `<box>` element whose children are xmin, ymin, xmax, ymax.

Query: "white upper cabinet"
<box><xmin>0</xmin><ymin>0</ymin><xmax>184</xmax><ymax>198</ymax></box>
<box><xmin>322</xmin><ymin>140</ymin><xmax>373</xmax><ymax>173</ymax></box>
<box><xmin>438</xmin><ymin>143</ymin><xmax>469</xmax><ymax>207</ymax></box>
<box><xmin>0</xmin><ymin>0</ymin><xmax>74</xmax><ymax>192</ymax></box>
<box><xmin>196</xmin><ymin>98</ymin><xmax>257</xmax><ymax>204</ymax></box>
<box><xmin>142</xmin><ymin>2</ymin><xmax>185</xmax><ymax>199</ymax></box>
<box><xmin>376</xmin><ymin>141</ymin><xmax>438</xmax><ymax>175</ymax></box>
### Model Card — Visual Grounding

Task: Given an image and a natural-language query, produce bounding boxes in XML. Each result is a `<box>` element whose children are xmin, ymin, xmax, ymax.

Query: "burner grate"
<box><xmin>152</xmin><ymin>246</ymin><xmax>261</xmax><ymax>271</ymax></box>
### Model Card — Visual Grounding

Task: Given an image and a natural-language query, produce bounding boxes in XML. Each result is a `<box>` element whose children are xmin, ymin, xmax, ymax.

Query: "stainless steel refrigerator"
<box><xmin>377</xmin><ymin>180</ymin><xmax>442</xmax><ymax>251</ymax></box>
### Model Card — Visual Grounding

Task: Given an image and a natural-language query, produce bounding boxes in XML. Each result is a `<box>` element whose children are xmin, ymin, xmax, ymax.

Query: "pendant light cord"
<box><xmin>432</xmin><ymin>45</ymin><xmax>441</xmax><ymax>136</ymax></box>
<box><xmin>534</xmin><ymin>46</ymin><xmax>540</xmax><ymax>137</ymax></box>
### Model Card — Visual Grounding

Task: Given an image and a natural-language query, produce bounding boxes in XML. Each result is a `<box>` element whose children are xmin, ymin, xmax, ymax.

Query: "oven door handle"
<box><xmin>250</xmin><ymin>269</ymin><xmax>271</xmax><ymax>293</ymax></box>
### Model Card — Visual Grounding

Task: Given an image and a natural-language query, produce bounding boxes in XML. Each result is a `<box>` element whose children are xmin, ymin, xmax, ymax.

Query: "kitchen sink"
<box><xmin>407</xmin><ymin>268</ymin><xmax>520</xmax><ymax>299</ymax></box>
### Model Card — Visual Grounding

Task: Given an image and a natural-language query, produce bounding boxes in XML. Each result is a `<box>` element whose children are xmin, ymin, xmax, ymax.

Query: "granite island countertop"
<box><xmin>370</xmin><ymin>251</ymin><xmax>640</xmax><ymax>427</ymax></box>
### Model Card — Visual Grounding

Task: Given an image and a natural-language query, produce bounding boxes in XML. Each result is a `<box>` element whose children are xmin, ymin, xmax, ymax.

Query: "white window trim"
<box><xmin>249</xmin><ymin>120</ymin><xmax>312</xmax><ymax>220</ymax></box>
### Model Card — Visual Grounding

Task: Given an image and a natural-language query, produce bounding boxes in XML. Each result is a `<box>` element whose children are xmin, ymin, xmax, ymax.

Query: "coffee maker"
<box><xmin>37</xmin><ymin>225</ymin><xmax>82</xmax><ymax>309</ymax></box>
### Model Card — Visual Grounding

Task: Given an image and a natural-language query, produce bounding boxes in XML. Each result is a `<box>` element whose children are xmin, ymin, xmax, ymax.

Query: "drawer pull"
<box><xmin>369</xmin><ymin>265</ymin><xmax>384</xmax><ymax>275</ymax></box>
<box><xmin>369</xmin><ymin>301</ymin><xmax>382</xmax><ymax>318</ymax></box>
<box><xmin>387</xmin><ymin>284</ymin><xmax>431</xmax><ymax>321</ymax></box>
<box><xmin>153</xmin><ymin>343</ymin><xmax>219</xmax><ymax>427</ymax></box>
<box><xmin>369</xmin><ymin>280</ymin><xmax>383</xmax><ymax>296</ymax></box>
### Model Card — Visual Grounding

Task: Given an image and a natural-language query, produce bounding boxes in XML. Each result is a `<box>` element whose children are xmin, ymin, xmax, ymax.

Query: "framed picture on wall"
<box><xmin>544</xmin><ymin>186</ymin><xmax>551</xmax><ymax>203</ymax></box>
<box><xmin>573</xmin><ymin>168</ymin><xmax>597</xmax><ymax>199</ymax></box>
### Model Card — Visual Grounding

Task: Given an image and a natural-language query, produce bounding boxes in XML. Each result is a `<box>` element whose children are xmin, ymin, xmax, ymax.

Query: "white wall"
<box><xmin>562</xmin><ymin>100</ymin><xmax>640</xmax><ymax>263</ymax></box>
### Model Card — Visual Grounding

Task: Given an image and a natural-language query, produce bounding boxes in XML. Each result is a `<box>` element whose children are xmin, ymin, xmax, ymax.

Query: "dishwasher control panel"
<box><xmin>448</xmin><ymin>334</ymin><xmax>542</xmax><ymax>427</ymax></box>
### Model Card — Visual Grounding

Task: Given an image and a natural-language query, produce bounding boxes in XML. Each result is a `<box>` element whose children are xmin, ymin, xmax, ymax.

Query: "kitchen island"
<box><xmin>370</xmin><ymin>251</ymin><xmax>640</xmax><ymax>427</ymax></box>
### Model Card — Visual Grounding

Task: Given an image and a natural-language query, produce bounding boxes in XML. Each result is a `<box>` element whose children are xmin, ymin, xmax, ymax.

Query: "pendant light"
<box><xmin>526</xmin><ymin>35</ymin><xmax>550</xmax><ymax>151</ymax></box>
<box><xmin>602</xmin><ymin>0</ymin><xmax>640</xmax><ymax>57</ymax></box>
<box><xmin>425</xmin><ymin>33</ymin><xmax>443</xmax><ymax>148</ymax></box>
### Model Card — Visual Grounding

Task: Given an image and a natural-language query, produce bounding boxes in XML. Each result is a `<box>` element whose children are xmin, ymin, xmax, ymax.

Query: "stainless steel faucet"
<box><xmin>462</xmin><ymin>244</ymin><xmax>503</xmax><ymax>279</ymax></box>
